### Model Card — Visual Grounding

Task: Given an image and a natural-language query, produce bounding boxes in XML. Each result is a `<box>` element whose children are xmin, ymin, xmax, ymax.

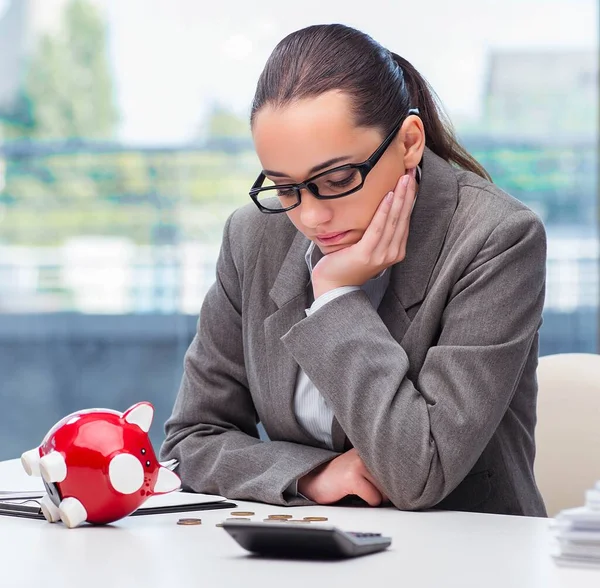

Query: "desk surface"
<box><xmin>0</xmin><ymin>458</ymin><xmax>597</xmax><ymax>588</ymax></box>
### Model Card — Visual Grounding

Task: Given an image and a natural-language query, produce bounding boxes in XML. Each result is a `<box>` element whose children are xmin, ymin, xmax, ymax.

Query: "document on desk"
<box><xmin>0</xmin><ymin>490</ymin><xmax>237</xmax><ymax>520</ymax></box>
<box><xmin>0</xmin><ymin>490</ymin><xmax>46</xmax><ymax>500</ymax></box>
<box><xmin>0</xmin><ymin>459</ymin><xmax>46</xmax><ymax>493</ymax></box>
<box><xmin>136</xmin><ymin>490</ymin><xmax>236</xmax><ymax>513</ymax></box>
<box><xmin>0</xmin><ymin>457</ymin><xmax>237</xmax><ymax>519</ymax></box>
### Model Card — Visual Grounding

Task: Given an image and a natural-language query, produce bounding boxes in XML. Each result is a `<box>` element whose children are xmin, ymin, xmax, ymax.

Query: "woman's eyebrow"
<box><xmin>263</xmin><ymin>155</ymin><xmax>352</xmax><ymax>179</ymax></box>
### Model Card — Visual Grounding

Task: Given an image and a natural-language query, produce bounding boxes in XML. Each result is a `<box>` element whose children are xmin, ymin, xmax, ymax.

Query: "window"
<box><xmin>0</xmin><ymin>0</ymin><xmax>597</xmax><ymax>459</ymax></box>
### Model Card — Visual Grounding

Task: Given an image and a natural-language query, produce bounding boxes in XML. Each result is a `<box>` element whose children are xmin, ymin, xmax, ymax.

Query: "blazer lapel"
<box><xmin>390</xmin><ymin>147</ymin><xmax>459</xmax><ymax>310</ymax></box>
<box><xmin>263</xmin><ymin>148</ymin><xmax>459</xmax><ymax>452</ymax></box>
<box><xmin>335</xmin><ymin>149</ymin><xmax>460</xmax><ymax>451</ymax></box>
<box><xmin>264</xmin><ymin>231</ymin><xmax>319</xmax><ymax>446</ymax></box>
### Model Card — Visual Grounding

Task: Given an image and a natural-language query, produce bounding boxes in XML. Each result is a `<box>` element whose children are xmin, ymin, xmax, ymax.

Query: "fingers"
<box><xmin>359</xmin><ymin>170</ymin><xmax>417</xmax><ymax>265</ymax></box>
<box><xmin>358</xmin><ymin>190</ymin><xmax>394</xmax><ymax>253</ymax></box>
<box><xmin>400</xmin><ymin>170</ymin><xmax>417</xmax><ymax>221</ymax></box>
<box><xmin>357</xmin><ymin>462</ymin><xmax>390</xmax><ymax>504</ymax></box>
<box><xmin>351</xmin><ymin>477</ymin><xmax>384</xmax><ymax>507</ymax></box>
<box><xmin>391</xmin><ymin>171</ymin><xmax>417</xmax><ymax>258</ymax></box>
<box><xmin>372</xmin><ymin>174</ymin><xmax>409</xmax><ymax>259</ymax></box>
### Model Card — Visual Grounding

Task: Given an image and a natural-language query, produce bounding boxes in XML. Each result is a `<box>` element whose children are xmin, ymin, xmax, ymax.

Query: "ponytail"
<box><xmin>390</xmin><ymin>53</ymin><xmax>491</xmax><ymax>181</ymax></box>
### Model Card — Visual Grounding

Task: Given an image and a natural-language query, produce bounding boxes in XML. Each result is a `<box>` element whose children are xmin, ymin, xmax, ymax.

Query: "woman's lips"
<box><xmin>316</xmin><ymin>231</ymin><xmax>350</xmax><ymax>245</ymax></box>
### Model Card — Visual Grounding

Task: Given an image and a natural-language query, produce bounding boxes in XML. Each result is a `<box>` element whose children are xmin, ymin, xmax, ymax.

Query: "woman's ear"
<box><xmin>400</xmin><ymin>114</ymin><xmax>425</xmax><ymax>170</ymax></box>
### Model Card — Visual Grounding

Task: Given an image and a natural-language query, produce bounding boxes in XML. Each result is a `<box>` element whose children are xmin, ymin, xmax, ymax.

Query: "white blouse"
<box><xmin>293</xmin><ymin>241</ymin><xmax>390</xmax><ymax>449</ymax></box>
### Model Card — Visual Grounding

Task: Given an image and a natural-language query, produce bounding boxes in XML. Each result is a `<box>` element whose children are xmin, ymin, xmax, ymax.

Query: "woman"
<box><xmin>160</xmin><ymin>23</ymin><xmax>547</xmax><ymax>516</ymax></box>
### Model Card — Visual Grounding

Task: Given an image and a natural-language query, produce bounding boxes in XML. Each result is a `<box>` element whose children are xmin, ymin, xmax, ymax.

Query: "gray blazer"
<box><xmin>160</xmin><ymin>147</ymin><xmax>548</xmax><ymax>517</ymax></box>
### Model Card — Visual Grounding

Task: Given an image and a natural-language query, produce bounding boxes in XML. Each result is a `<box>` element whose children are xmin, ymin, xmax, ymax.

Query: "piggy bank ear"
<box><xmin>153</xmin><ymin>466</ymin><xmax>181</xmax><ymax>495</ymax></box>
<box><xmin>123</xmin><ymin>402</ymin><xmax>154</xmax><ymax>433</ymax></box>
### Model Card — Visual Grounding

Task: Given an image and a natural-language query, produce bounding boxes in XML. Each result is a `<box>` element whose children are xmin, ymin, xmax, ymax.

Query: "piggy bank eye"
<box><xmin>141</xmin><ymin>448</ymin><xmax>146</xmax><ymax>455</ymax></box>
<box><xmin>145</xmin><ymin>460</ymin><xmax>151</xmax><ymax>467</ymax></box>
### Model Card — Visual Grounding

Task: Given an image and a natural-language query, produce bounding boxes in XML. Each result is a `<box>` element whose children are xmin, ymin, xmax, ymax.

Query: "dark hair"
<box><xmin>251</xmin><ymin>24</ymin><xmax>491</xmax><ymax>181</ymax></box>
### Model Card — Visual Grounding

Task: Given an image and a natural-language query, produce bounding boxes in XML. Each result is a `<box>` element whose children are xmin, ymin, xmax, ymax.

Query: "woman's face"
<box><xmin>252</xmin><ymin>91</ymin><xmax>412</xmax><ymax>254</ymax></box>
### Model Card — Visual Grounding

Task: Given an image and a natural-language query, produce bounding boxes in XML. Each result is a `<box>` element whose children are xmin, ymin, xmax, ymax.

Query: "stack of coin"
<box><xmin>176</xmin><ymin>518</ymin><xmax>202</xmax><ymax>526</ymax></box>
<box><xmin>213</xmin><ymin>513</ymin><xmax>329</xmax><ymax>527</ymax></box>
<box><xmin>266</xmin><ymin>514</ymin><xmax>293</xmax><ymax>521</ymax></box>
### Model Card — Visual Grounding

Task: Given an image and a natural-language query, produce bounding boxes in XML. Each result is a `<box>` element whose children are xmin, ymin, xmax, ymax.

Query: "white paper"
<box><xmin>0</xmin><ymin>458</ymin><xmax>228</xmax><ymax>509</ymax></box>
<box><xmin>0</xmin><ymin>458</ymin><xmax>227</xmax><ymax>508</ymax></box>
<box><xmin>0</xmin><ymin>491</ymin><xmax>44</xmax><ymax>500</ymax></box>
<box><xmin>553</xmin><ymin>554</ymin><xmax>600</xmax><ymax>569</ymax></box>
<box><xmin>0</xmin><ymin>459</ymin><xmax>45</xmax><ymax>492</ymax></box>
<box><xmin>139</xmin><ymin>491</ymin><xmax>227</xmax><ymax>510</ymax></box>
<box><xmin>555</xmin><ymin>506</ymin><xmax>600</xmax><ymax>528</ymax></box>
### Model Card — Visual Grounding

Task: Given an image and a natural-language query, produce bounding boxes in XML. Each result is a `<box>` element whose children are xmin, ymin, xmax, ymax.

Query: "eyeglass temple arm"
<box><xmin>251</xmin><ymin>173</ymin><xmax>266</xmax><ymax>191</ymax></box>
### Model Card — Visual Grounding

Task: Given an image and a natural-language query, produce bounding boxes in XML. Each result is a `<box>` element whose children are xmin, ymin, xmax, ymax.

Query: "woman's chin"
<box><xmin>318</xmin><ymin>242</ymin><xmax>354</xmax><ymax>254</ymax></box>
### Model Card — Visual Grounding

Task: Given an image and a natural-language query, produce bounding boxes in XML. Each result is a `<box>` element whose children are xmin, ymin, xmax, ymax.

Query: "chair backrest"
<box><xmin>534</xmin><ymin>353</ymin><xmax>600</xmax><ymax>517</ymax></box>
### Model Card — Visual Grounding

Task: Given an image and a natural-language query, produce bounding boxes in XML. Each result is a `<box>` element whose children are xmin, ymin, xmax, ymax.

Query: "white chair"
<box><xmin>534</xmin><ymin>353</ymin><xmax>600</xmax><ymax>517</ymax></box>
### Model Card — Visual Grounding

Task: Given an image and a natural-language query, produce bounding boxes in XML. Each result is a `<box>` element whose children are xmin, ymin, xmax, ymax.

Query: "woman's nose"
<box><xmin>299</xmin><ymin>191</ymin><xmax>333</xmax><ymax>229</ymax></box>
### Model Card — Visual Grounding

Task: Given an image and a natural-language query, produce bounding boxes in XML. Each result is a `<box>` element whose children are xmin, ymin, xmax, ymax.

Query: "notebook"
<box><xmin>0</xmin><ymin>490</ymin><xmax>237</xmax><ymax>520</ymax></box>
<box><xmin>0</xmin><ymin>458</ymin><xmax>236</xmax><ymax>520</ymax></box>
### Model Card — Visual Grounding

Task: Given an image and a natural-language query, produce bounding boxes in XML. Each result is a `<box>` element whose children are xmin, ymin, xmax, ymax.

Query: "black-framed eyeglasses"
<box><xmin>249</xmin><ymin>112</ymin><xmax>415</xmax><ymax>214</ymax></box>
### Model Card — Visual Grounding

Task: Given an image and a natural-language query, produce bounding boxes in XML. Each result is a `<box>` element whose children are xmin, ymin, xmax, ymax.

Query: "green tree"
<box><xmin>203</xmin><ymin>104</ymin><xmax>251</xmax><ymax>153</ymax></box>
<box><xmin>18</xmin><ymin>0</ymin><xmax>118</xmax><ymax>139</ymax></box>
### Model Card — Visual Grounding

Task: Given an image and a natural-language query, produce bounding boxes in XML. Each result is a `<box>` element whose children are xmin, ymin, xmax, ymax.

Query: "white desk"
<box><xmin>0</xmin><ymin>459</ymin><xmax>597</xmax><ymax>588</ymax></box>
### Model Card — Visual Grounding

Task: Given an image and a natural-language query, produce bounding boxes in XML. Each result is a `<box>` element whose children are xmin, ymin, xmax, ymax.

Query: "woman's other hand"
<box><xmin>297</xmin><ymin>448</ymin><xmax>388</xmax><ymax>506</ymax></box>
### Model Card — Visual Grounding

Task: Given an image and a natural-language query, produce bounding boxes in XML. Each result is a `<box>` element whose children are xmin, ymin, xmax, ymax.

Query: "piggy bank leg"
<box><xmin>39</xmin><ymin>451</ymin><xmax>67</xmax><ymax>484</ymax></box>
<box><xmin>40</xmin><ymin>495</ymin><xmax>61</xmax><ymax>523</ymax></box>
<box><xmin>21</xmin><ymin>448</ymin><xmax>41</xmax><ymax>477</ymax></box>
<box><xmin>58</xmin><ymin>497</ymin><xmax>88</xmax><ymax>529</ymax></box>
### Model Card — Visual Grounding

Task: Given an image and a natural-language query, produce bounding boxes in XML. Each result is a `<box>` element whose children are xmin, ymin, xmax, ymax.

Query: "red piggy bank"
<box><xmin>20</xmin><ymin>401</ymin><xmax>181</xmax><ymax>528</ymax></box>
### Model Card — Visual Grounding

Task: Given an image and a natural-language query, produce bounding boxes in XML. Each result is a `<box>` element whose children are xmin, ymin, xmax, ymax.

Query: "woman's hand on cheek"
<box><xmin>311</xmin><ymin>170</ymin><xmax>417</xmax><ymax>299</ymax></box>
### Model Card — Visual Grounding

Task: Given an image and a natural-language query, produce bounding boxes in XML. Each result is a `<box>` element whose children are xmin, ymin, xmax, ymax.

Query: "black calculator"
<box><xmin>222</xmin><ymin>520</ymin><xmax>392</xmax><ymax>559</ymax></box>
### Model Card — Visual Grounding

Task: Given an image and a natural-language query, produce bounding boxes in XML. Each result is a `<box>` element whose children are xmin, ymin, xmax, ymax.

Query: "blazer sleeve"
<box><xmin>280</xmin><ymin>210</ymin><xmax>546</xmax><ymax>510</ymax></box>
<box><xmin>159</xmin><ymin>213</ymin><xmax>338</xmax><ymax>505</ymax></box>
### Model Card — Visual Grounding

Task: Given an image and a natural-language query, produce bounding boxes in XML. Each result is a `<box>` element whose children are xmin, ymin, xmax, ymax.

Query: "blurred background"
<box><xmin>0</xmin><ymin>0</ymin><xmax>597</xmax><ymax>459</ymax></box>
